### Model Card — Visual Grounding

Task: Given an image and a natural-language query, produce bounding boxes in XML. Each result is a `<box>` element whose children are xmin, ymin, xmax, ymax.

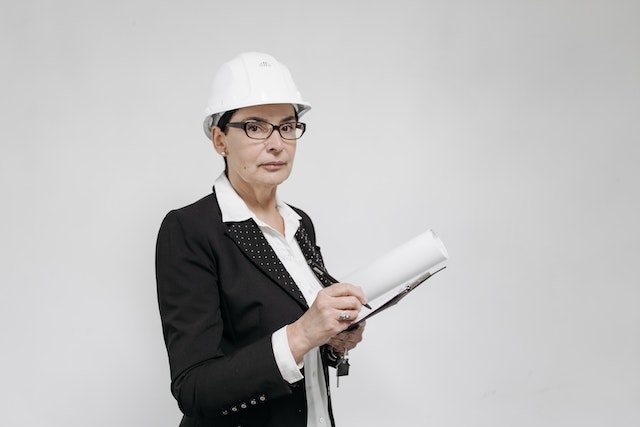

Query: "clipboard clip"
<box><xmin>403</xmin><ymin>265</ymin><xmax>447</xmax><ymax>293</ymax></box>
<box><xmin>343</xmin><ymin>265</ymin><xmax>447</xmax><ymax>332</ymax></box>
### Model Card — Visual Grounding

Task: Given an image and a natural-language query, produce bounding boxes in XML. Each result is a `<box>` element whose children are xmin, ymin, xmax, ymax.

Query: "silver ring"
<box><xmin>339</xmin><ymin>312</ymin><xmax>350</xmax><ymax>321</ymax></box>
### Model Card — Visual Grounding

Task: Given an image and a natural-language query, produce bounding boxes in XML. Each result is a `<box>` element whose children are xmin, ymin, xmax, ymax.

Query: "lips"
<box><xmin>260</xmin><ymin>161</ymin><xmax>286</xmax><ymax>169</ymax></box>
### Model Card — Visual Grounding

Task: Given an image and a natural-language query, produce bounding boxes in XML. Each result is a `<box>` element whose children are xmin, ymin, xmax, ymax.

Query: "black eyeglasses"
<box><xmin>226</xmin><ymin>120</ymin><xmax>306</xmax><ymax>141</ymax></box>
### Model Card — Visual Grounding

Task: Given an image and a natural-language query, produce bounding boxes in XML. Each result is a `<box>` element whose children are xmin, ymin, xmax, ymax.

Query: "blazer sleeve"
<box><xmin>155</xmin><ymin>209</ymin><xmax>294</xmax><ymax>419</ymax></box>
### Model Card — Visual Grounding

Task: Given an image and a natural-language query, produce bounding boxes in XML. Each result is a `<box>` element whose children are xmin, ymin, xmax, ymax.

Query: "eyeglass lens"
<box><xmin>245</xmin><ymin>121</ymin><xmax>304</xmax><ymax>140</ymax></box>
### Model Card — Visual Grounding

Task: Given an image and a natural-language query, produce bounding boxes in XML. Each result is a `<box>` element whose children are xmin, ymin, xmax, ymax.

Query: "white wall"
<box><xmin>1</xmin><ymin>1</ymin><xmax>638</xmax><ymax>426</ymax></box>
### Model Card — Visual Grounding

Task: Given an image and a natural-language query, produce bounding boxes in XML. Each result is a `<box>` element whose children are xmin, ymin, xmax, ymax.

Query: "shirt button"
<box><xmin>319</xmin><ymin>416</ymin><xmax>326</xmax><ymax>424</ymax></box>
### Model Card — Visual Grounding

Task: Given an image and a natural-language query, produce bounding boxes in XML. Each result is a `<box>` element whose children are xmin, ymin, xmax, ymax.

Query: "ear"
<box><xmin>211</xmin><ymin>127</ymin><xmax>227</xmax><ymax>156</ymax></box>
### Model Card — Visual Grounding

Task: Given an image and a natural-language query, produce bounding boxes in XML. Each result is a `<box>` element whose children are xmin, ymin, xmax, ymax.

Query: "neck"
<box><xmin>228</xmin><ymin>175</ymin><xmax>284</xmax><ymax>233</ymax></box>
<box><xmin>240</xmin><ymin>187</ymin><xmax>278</xmax><ymax>216</ymax></box>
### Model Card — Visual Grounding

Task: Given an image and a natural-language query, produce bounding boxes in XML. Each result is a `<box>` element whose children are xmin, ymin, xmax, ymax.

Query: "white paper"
<box><xmin>342</xmin><ymin>229</ymin><xmax>448</xmax><ymax>302</ymax></box>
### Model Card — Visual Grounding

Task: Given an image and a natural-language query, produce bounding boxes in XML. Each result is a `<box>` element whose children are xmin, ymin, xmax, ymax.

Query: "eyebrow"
<box><xmin>241</xmin><ymin>115</ymin><xmax>297</xmax><ymax>124</ymax></box>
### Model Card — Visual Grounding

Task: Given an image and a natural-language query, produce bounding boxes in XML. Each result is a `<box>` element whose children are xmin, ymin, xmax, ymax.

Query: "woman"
<box><xmin>156</xmin><ymin>52</ymin><xmax>367</xmax><ymax>427</ymax></box>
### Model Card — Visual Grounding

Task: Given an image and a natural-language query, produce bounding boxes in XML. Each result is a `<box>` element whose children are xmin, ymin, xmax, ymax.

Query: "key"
<box><xmin>336</xmin><ymin>348</ymin><xmax>350</xmax><ymax>387</ymax></box>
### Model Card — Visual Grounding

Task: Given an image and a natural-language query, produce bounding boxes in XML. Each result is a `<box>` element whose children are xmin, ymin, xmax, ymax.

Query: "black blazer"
<box><xmin>156</xmin><ymin>190</ymin><xmax>338</xmax><ymax>427</ymax></box>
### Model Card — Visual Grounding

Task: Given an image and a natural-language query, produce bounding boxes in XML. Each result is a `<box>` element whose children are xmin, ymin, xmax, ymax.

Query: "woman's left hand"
<box><xmin>327</xmin><ymin>321</ymin><xmax>366</xmax><ymax>353</ymax></box>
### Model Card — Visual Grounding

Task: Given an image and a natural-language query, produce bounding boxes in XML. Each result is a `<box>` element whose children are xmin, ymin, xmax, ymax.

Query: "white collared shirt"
<box><xmin>214</xmin><ymin>173</ymin><xmax>331</xmax><ymax>426</ymax></box>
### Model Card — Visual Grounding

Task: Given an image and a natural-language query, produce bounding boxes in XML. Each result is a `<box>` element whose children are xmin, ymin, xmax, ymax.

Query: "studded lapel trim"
<box><xmin>294</xmin><ymin>225</ymin><xmax>333</xmax><ymax>287</ymax></box>
<box><xmin>225</xmin><ymin>220</ymin><xmax>309</xmax><ymax>309</ymax></box>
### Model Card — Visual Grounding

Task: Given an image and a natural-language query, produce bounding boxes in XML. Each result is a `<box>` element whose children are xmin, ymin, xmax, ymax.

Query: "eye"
<box><xmin>280</xmin><ymin>123</ymin><xmax>294</xmax><ymax>133</ymax></box>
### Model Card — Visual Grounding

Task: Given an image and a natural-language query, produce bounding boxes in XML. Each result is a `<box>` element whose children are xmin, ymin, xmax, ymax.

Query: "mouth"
<box><xmin>260</xmin><ymin>161</ymin><xmax>287</xmax><ymax>171</ymax></box>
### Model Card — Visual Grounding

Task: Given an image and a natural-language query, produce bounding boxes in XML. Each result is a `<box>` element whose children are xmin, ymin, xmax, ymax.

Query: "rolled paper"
<box><xmin>342</xmin><ymin>229</ymin><xmax>448</xmax><ymax>301</ymax></box>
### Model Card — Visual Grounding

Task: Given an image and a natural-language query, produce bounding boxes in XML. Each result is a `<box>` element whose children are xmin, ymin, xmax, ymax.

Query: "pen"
<box><xmin>308</xmin><ymin>260</ymin><xmax>372</xmax><ymax>309</ymax></box>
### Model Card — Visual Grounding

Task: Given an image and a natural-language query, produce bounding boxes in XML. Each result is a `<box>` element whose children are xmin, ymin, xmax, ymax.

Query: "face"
<box><xmin>213</xmin><ymin>103</ymin><xmax>298</xmax><ymax>194</ymax></box>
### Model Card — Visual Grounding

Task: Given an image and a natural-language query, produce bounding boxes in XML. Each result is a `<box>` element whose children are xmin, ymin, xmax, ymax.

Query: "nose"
<box><xmin>264</xmin><ymin>128</ymin><xmax>285</xmax><ymax>151</ymax></box>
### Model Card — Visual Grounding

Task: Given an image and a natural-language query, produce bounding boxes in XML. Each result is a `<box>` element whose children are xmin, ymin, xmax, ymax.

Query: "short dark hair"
<box><xmin>217</xmin><ymin>107</ymin><xmax>300</xmax><ymax>134</ymax></box>
<box><xmin>214</xmin><ymin>109</ymin><xmax>237</xmax><ymax>173</ymax></box>
<box><xmin>217</xmin><ymin>109</ymin><xmax>237</xmax><ymax>134</ymax></box>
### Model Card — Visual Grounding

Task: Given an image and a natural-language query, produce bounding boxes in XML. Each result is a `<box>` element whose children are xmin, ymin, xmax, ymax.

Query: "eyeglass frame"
<box><xmin>225</xmin><ymin>120</ymin><xmax>306</xmax><ymax>141</ymax></box>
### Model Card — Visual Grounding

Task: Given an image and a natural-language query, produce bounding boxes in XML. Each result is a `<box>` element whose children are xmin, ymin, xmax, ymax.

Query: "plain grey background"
<box><xmin>1</xmin><ymin>1</ymin><xmax>638</xmax><ymax>426</ymax></box>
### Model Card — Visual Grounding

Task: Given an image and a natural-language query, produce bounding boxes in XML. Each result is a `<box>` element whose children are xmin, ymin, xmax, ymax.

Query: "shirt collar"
<box><xmin>214</xmin><ymin>172</ymin><xmax>301</xmax><ymax>238</ymax></box>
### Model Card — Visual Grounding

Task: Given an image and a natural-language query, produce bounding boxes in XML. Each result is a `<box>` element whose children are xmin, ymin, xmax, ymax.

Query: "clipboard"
<box><xmin>345</xmin><ymin>266</ymin><xmax>446</xmax><ymax>331</ymax></box>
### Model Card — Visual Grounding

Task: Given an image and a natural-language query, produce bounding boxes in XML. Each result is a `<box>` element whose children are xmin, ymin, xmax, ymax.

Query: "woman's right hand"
<box><xmin>286</xmin><ymin>283</ymin><xmax>367</xmax><ymax>364</ymax></box>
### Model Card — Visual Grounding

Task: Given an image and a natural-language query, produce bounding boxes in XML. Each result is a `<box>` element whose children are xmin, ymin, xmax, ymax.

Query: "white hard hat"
<box><xmin>203</xmin><ymin>52</ymin><xmax>311</xmax><ymax>140</ymax></box>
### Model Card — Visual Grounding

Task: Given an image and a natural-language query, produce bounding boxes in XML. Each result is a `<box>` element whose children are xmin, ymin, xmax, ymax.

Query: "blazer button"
<box><xmin>231</xmin><ymin>406</ymin><xmax>239</xmax><ymax>412</ymax></box>
<box><xmin>221</xmin><ymin>410</ymin><xmax>229</xmax><ymax>416</ymax></box>
<box><xmin>240</xmin><ymin>403</ymin><xmax>248</xmax><ymax>409</ymax></box>
<box><xmin>259</xmin><ymin>395</ymin><xmax>266</xmax><ymax>402</ymax></box>
<box><xmin>250</xmin><ymin>399</ymin><xmax>257</xmax><ymax>406</ymax></box>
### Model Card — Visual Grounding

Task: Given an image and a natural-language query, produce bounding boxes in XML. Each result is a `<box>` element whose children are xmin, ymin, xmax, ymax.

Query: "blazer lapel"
<box><xmin>294</xmin><ymin>224</ymin><xmax>334</xmax><ymax>287</ymax></box>
<box><xmin>225</xmin><ymin>219</ymin><xmax>309</xmax><ymax>309</ymax></box>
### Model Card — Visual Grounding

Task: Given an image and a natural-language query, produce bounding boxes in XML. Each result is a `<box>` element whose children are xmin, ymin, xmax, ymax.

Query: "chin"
<box><xmin>264</xmin><ymin>170</ymin><xmax>291</xmax><ymax>186</ymax></box>
<box><xmin>268</xmin><ymin>174</ymin><xmax>290</xmax><ymax>186</ymax></box>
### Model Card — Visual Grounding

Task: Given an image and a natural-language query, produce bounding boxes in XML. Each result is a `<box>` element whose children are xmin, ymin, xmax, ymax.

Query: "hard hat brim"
<box><xmin>203</xmin><ymin>101</ymin><xmax>311</xmax><ymax>140</ymax></box>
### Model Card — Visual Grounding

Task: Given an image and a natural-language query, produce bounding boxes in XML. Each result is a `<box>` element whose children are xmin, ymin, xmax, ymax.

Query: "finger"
<box><xmin>327</xmin><ymin>336</ymin><xmax>350</xmax><ymax>348</ymax></box>
<box><xmin>328</xmin><ymin>337</ymin><xmax>360</xmax><ymax>352</ymax></box>
<box><xmin>325</xmin><ymin>283</ymin><xmax>368</xmax><ymax>305</ymax></box>
<box><xmin>343</xmin><ymin>325</ymin><xmax>365</xmax><ymax>339</ymax></box>
<box><xmin>333</xmin><ymin>295</ymin><xmax>365</xmax><ymax>311</ymax></box>
<box><xmin>329</xmin><ymin>335</ymin><xmax>359</xmax><ymax>347</ymax></box>
<box><xmin>336</xmin><ymin>309</ymin><xmax>359</xmax><ymax>322</ymax></box>
<box><xmin>340</xmin><ymin>324</ymin><xmax>362</xmax><ymax>336</ymax></box>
